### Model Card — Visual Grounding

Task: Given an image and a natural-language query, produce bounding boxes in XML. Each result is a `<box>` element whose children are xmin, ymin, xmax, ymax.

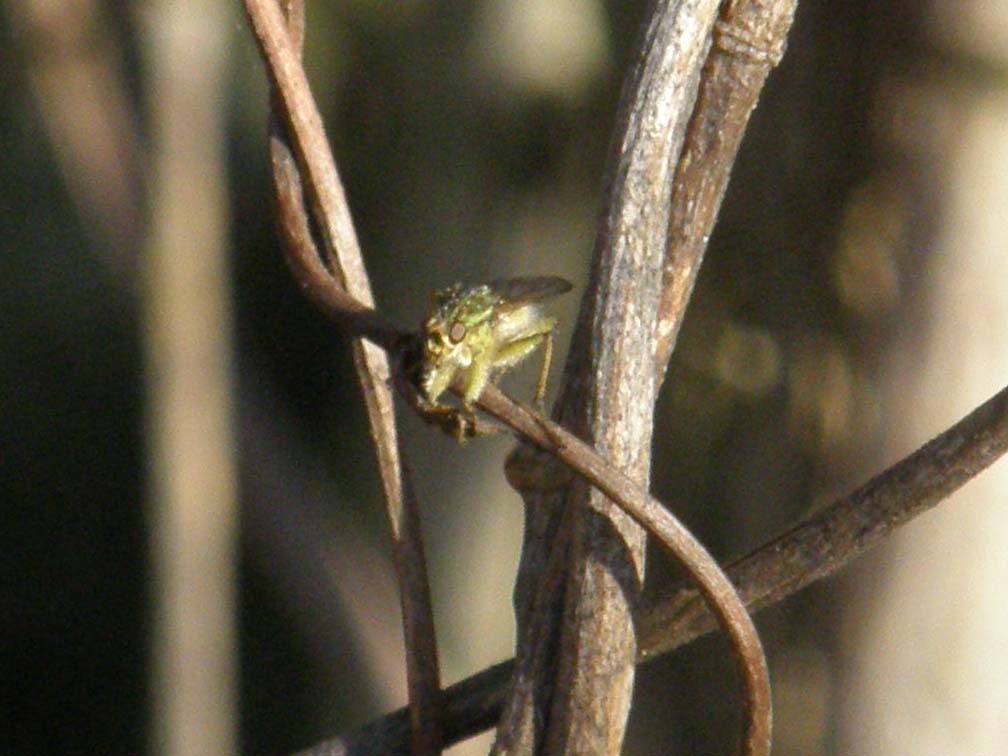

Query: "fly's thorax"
<box><xmin>428</xmin><ymin>284</ymin><xmax>498</xmax><ymax>328</ymax></box>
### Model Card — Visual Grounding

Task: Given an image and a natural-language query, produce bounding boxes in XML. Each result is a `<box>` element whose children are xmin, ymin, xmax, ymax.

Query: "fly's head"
<box><xmin>420</xmin><ymin>284</ymin><xmax>497</xmax><ymax>404</ymax></box>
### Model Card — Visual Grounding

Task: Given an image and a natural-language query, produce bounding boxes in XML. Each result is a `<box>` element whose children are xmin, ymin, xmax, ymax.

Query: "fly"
<box><xmin>419</xmin><ymin>276</ymin><xmax>572</xmax><ymax>430</ymax></box>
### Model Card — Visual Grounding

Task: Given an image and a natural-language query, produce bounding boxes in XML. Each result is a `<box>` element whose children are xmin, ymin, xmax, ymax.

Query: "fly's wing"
<box><xmin>487</xmin><ymin>276</ymin><xmax>572</xmax><ymax>343</ymax></box>
<box><xmin>487</xmin><ymin>276</ymin><xmax>572</xmax><ymax>314</ymax></box>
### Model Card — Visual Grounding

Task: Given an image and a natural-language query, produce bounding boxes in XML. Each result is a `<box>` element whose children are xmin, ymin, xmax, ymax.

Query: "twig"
<box><xmin>655</xmin><ymin>0</ymin><xmax>799</xmax><ymax>376</ymax></box>
<box><xmin>245</xmin><ymin>0</ymin><xmax>443</xmax><ymax>752</ymax></box>
<box><xmin>299</xmin><ymin>379</ymin><xmax>1008</xmax><ymax>753</ymax></box>
<box><xmin>640</xmin><ymin>380</ymin><xmax>1008</xmax><ymax>656</ymax></box>
<box><xmin>293</xmin><ymin>661</ymin><xmax>512</xmax><ymax>756</ymax></box>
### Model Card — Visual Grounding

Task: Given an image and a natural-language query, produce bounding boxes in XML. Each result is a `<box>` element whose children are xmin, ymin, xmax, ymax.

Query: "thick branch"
<box><xmin>496</xmin><ymin>2</ymin><xmax>766</xmax><ymax>754</ymax></box>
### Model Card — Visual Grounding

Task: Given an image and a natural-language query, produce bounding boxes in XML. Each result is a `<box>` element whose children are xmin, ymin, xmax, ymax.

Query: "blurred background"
<box><xmin>3</xmin><ymin>1</ymin><xmax>1008</xmax><ymax>754</ymax></box>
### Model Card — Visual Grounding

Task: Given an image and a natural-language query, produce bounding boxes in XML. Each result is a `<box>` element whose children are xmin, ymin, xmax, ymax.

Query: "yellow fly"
<box><xmin>419</xmin><ymin>276</ymin><xmax>572</xmax><ymax>416</ymax></box>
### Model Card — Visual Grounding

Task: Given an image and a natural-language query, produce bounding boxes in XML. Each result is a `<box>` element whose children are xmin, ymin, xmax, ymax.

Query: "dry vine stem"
<box><xmin>656</xmin><ymin>0</ymin><xmax>799</xmax><ymax>376</ymax></box>
<box><xmin>244</xmin><ymin>0</ymin><xmax>776</xmax><ymax>754</ymax></box>
<box><xmin>248</xmin><ymin>0</ymin><xmax>443</xmax><ymax>753</ymax></box>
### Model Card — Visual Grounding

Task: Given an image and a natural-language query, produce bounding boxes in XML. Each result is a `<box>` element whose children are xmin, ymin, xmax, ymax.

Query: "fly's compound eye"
<box><xmin>449</xmin><ymin>322</ymin><xmax>467</xmax><ymax>344</ymax></box>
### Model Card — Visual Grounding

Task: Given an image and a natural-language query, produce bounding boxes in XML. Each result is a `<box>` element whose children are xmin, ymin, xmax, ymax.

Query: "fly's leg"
<box><xmin>455</xmin><ymin>402</ymin><xmax>478</xmax><ymax>442</ymax></box>
<box><xmin>462</xmin><ymin>357</ymin><xmax>493</xmax><ymax>410</ymax></box>
<box><xmin>491</xmin><ymin>316</ymin><xmax>557</xmax><ymax>408</ymax></box>
<box><xmin>534</xmin><ymin>329</ymin><xmax>553</xmax><ymax>407</ymax></box>
<box><xmin>419</xmin><ymin>399</ymin><xmax>502</xmax><ymax>441</ymax></box>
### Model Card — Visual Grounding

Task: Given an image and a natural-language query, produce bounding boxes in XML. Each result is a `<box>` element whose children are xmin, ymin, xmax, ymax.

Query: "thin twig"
<box><xmin>655</xmin><ymin>0</ymin><xmax>799</xmax><ymax>376</ymax></box>
<box><xmin>245</xmin><ymin>0</ymin><xmax>443</xmax><ymax>752</ymax></box>
<box><xmin>244</xmin><ymin>0</ymin><xmax>369</xmax><ymax>294</ymax></box>
<box><xmin>299</xmin><ymin>379</ymin><xmax>1008</xmax><ymax>754</ymax></box>
<box><xmin>479</xmin><ymin>387</ymin><xmax>771</xmax><ymax>755</ymax></box>
<box><xmin>639</xmin><ymin>380</ymin><xmax>1008</xmax><ymax>657</ymax></box>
